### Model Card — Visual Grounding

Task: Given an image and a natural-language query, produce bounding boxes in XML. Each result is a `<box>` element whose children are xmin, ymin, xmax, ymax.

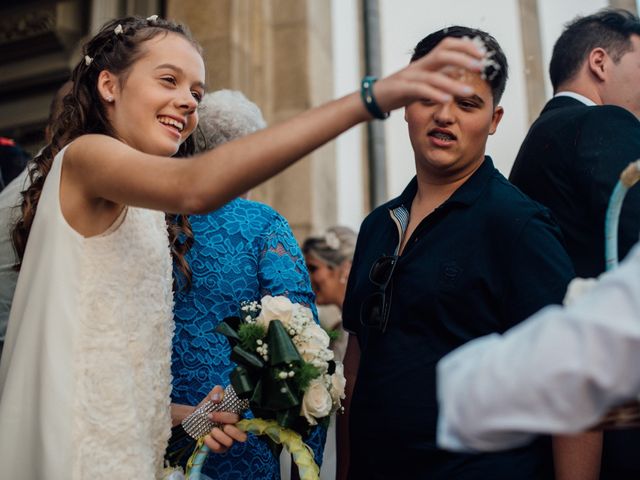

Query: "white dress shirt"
<box><xmin>554</xmin><ymin>90</ymin><xmax>597</xmax><ymax>106</ymax></box>
<box><xmin>437</xmin><ymin>242</ymin><xmax>640</xmax><ymax>452</ymax></box>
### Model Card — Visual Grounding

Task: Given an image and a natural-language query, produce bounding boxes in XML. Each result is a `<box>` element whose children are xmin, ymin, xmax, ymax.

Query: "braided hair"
<box><xmin>12</xmin><ymin>16</ymin><xmax>199</xmax><ymax>287</ymax></box>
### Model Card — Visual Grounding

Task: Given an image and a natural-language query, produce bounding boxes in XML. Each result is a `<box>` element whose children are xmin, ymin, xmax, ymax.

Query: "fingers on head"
<box><xmin>430</xmin><ymin>50</ymin><xmax>482</xmax><ymax>73</ymax></box>
<box><xmin>439</xmin><ymin>36</ymin><xmax>484</xmax><ymax>59</ymax></box>
<box><xmin>417</xmin><ymin>71</ymin><xmax>475</xmax><ymax>98</ymax></box>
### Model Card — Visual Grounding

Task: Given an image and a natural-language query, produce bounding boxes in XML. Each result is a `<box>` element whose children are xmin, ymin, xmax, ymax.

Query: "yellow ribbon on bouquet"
<box><xmin>237</xmin><ymin>418</ymin><xmax>320</xmax><ymax>480</ymax></box>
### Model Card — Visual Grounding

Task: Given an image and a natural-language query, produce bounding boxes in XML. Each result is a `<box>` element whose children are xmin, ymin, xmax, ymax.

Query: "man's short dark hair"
<box><xmin>550</xmin><ymin>9</ymin><xmax>640</xmax><ymax>91</ymax></box>
<box><xmin>411</xmin><ymin>26</ymin><xmax>508</xmax><ymax>105</ymax></box>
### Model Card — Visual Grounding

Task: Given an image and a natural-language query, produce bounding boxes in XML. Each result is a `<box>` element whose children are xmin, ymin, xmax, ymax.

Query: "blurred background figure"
<box><xmin>303</xmin><ymin>226</ymin><xmax>356</xmax><ymax>359</ymax></box>
<box><xmin>169</xmin><ymin>89</ymin><xmax>325</xmax><ymax>480</ymax></box>
<box><xmin>0</xmin><ymin>138</ymin><xmax>30</xmax><ymax>193</ymax></box>
<box><xmin>303</xmin><ymin>225</ymin><xmax>357</xmax><ymax>480</ymax></box>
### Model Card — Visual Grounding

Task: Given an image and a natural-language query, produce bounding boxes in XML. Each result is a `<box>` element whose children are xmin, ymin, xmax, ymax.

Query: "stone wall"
<box><xmin>166</xmin><ymin>0</ymin><xmax>337</xmax><ymax>240</ymax></box>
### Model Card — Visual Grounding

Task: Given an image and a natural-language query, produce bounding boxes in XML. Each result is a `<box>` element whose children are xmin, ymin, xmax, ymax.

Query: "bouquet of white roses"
<box><xmin>174</xmin><ymin>295</ymin><xmax>345</xmax><ymax>480</ymax></box>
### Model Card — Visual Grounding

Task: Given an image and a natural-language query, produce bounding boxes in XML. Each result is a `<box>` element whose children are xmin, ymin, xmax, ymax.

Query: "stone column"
<box><xmin>165</xmin><ymin>0</ymin><xmax>337</xmax><ymax>240</ymax></box>
<box><xmin>518</xmin><ymin>0</ymin><xmax>547</xmax><ymax>125</ymax></box>
<box><xmin>609</xmin><ymin>0</ymin><xmax>638</xmax><ymax>14</ymax></box>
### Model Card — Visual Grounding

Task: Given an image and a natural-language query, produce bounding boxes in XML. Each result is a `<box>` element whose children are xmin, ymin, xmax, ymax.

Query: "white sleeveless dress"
<box><xmin>0</xmin><ymin>146</ymin><xmax>175</xmax><ymax>479</ymax></box>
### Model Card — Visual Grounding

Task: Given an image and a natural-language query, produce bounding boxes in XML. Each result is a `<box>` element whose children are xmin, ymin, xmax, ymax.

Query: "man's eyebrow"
<box><xmin>154</xmin><ymin>63</ymin><xmax>206</xmax><ymax>89</ymax></box>
<box><xmin>456</xmin><ymin>94</ymin><xmax>485</xmax><ymax>105</ymax></box>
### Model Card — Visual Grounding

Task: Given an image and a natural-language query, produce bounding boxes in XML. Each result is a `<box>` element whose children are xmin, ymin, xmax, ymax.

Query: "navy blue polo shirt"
<box><xmin>343</xmin><ymin>157</ymin><xmax>574</xmax><ymax>480</ymax></box>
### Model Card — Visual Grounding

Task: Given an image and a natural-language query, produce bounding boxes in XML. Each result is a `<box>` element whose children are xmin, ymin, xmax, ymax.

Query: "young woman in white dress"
<box><xmin>0</xmin><ymin>15</ymin><xmax>484</xmax><ymax>480</ymax></box>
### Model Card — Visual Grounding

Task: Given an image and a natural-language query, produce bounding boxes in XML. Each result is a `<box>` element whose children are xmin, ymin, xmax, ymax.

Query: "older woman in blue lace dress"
<box><xmin>169</xmin><ymin>90</ymin><xmax>325</xmax><ymax>479</ymax></box>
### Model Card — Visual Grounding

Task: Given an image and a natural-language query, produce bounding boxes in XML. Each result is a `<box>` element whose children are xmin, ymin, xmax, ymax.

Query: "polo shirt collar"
<box><xmin>390</xmin><ymin>156</ymin><xmax>495</xmax><ymax>211</ymax></box>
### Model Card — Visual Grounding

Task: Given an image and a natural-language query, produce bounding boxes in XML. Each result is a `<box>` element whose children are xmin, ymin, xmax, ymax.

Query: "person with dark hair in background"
<box><xmin>342</xmin><ymin>26</ymin><xmax>575</xmax><ymax>479</ymax></box>
<box><xmin>509</xmin><ymin>9</ymin><xmax>640</xmax><ymax>479</ymax></box>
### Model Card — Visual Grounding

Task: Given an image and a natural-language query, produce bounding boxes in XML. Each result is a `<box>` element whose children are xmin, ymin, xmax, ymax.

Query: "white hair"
<box><xmin>302</xmin><ymin>226</ymin><xmax>358</xmax><ymax>267</ymax></box>
<box><xmin>194</xmin><ymin>89</ymin><xmax>266</xmax><ymax>152</ymax></box>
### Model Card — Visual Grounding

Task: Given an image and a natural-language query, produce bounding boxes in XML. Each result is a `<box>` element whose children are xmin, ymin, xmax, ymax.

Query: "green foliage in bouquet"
<box><xmin>217</xmin><ymin>316</ymin><xmax>332</xmax><ymax>436</ymax></box>
<box><xmin>218</xmin><ymin>296</ymin><xmax>343</xmax><ymax>429</ymax></box>
<box><xmin>238</xmin><ymin>322</ymin><xmax>266</xmax><ymax>351</ymax></box>
<box><xmin>324</xmin><ymin>327</ymin><xmax>341</xmax><ymax>343</ymax></box>
<box><xmin>183</xmin><ymin>297</ymin><xmax>345</xmax><ymax>480</ymax></box>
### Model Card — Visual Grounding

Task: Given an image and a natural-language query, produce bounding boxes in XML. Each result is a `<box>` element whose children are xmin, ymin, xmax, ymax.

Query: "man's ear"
<box><xmin>489</xmin><ymin>106</ymin><xmax>504</xmax><ymax>135</ymax></box>
<box><xmin>96</xmin><ymin>70</ymin><xmax>119</xmax><ymax>103</ymax></box>
<box><xmin>587</xmin><ymin>48</ymin><xmax>608</xmax><ymax>82</ymax></box>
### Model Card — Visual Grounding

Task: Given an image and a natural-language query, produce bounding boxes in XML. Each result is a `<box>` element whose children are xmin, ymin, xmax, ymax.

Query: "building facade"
<box><xmin>1</xmin><ymin>0</ymin><xmax>638</xmax><ymax>235</ymax></box>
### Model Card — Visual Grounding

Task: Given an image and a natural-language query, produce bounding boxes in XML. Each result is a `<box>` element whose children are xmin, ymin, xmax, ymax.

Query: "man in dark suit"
<box><xmin>509</xmin><ymin>9</ymin><xmax>640</xmax><ymax>480</ymax></box>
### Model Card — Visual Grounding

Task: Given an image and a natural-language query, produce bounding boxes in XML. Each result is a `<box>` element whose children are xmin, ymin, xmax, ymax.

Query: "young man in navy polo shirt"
<box><xmin>343</xmin><ymin>27</ymin><xmax>576</xmax><ymax>479</ymax></box>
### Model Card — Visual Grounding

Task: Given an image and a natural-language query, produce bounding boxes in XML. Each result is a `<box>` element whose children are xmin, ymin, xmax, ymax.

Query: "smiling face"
<box><xmin>99</xmin><ymin>32</ymin><xmax>205</xmax><ymax>156</ymax></box>
<box><xmin>404</xmin><ymin>70</ymin><xmax>503</xmax><ymax>181</ymax></box>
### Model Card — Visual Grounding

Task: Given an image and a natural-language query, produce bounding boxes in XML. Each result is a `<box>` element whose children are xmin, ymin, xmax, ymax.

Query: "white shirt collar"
<box><xmin>554</xmin><ymin>91</ymin><xmax>597</xmax><ymax>106</ymax></box>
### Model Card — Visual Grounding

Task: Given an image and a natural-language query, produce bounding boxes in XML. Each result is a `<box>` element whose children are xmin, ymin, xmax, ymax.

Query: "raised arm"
<box><xmin>65</xmin><ymin>38</ymin><xmax>484</xmax><ymax>216</ymax></box>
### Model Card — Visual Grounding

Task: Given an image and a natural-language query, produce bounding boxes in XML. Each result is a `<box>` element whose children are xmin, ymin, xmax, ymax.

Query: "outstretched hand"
<box><xmin>373</xmin><ymin>36</ymin><xmax>486</xmax><ymax>114</ymax></box>
<box><xmin>202</xmin><ymin>385</ymin><xmax>248</xmax><ymax>454</ymax></box>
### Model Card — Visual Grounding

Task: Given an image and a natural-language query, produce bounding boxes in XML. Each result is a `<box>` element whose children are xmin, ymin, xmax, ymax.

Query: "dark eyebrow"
<box><xmin>155</xmin><ymin>63</ymin><xmax>206</xmax><ymax>90</ymax></box>
<box><xmin>456</xmin><ymin>94</ymin><xmax>485</xmax><ymax>106</ymax></box>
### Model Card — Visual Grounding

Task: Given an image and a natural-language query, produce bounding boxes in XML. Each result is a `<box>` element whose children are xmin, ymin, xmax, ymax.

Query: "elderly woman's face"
<box><xmin>304</xmin><ymin>254</ymin><xmax>343</xmax><ymax>306</ymax></box>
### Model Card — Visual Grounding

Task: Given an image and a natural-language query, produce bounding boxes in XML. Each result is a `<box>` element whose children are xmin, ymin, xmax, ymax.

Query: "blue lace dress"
<box><xmin>171</xmin><ymin>198</ymin><xmax>325</xmax><ymax>479</ymax></box>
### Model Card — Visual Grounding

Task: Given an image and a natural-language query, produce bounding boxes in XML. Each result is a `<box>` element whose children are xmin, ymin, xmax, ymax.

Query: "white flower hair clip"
<box><xmin>146</xmin><ymin>14</ymin><xmax>159</xmax><ymax>23</ymax></box>
<box><xmin>84</xmin><ymin>55</ymin><xmax>93</xmax><ymax>66</ymax></box>
<box><xmin>324</xmin><ymin>231</ymin><xmax>341</xmax><ymax>250</ymax></box>
<box><xmin>114</xmin><ymin>24</ymin><xmax>123</xmax><ymax>35</ymax></box>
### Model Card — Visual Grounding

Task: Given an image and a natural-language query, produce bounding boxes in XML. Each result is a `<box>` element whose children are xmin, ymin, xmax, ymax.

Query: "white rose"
<box><xmin>300</xmin><ymin>378</ymin><xmax>333</xmax><ymax>424</ymax></box>
<box><xmin>293</xmin><ymin>304</ymin><xmax>314</xmax><ymax>323</ymax></box>
<box><xmin>294</xmin><ymin>323</ymin><xmax>333</xmax><ymax>370</ymax></box>
<box><xmin>256</xmin><ymin>295</ymin><xmax>294</xmax><ymax>329</ymax></box>
<box><xmin>306</xmin><ymin>323</ymin><xmax>330</xmax><ymax>348</ymax></box>
<box><xmin>329</xmin><ymin>362</ymin><xmax>346</xmax><ymax>406</ymax></box>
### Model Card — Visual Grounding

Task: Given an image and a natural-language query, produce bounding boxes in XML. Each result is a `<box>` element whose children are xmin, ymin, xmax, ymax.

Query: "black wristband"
<box><xmin>360</xmin><ymin>76</ymin><xmax>390</xmax><ymax>120</ymax></box>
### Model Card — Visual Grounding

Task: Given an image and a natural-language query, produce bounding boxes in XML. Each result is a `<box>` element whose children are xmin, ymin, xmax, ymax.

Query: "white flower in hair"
<box><xmin>114</xmin><ymin>24</ymin><xmax>124</xmax><ymax>35</ymax></box>
<box><xmin>84</xmin><ymin>55</ymin><xmax>93</xmax><ymax>66</ymax></box>
<box><xmin>324</xmin><ymin>231</ymin><xmax>340</xmax><ymax>250</ymax></box>
<box><xmin>146</xmin><ymin>14</ymin><xmax>159</xmax><ymax>23</ymax></box>
<box><xmin>465</xmin><ymin>35</ymin><xmax>501</xmax><ymax>81</ymax></box>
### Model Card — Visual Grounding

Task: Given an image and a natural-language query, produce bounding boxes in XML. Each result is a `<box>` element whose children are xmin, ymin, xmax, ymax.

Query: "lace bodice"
<box><xmin>74</xmin><ymin>207</ymin><xmax>174</xmax><ymax>479</ymax></box>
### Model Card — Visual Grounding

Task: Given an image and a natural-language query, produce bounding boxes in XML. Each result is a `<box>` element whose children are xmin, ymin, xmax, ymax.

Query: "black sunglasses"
<box><xmin>360</xmin><ymin>254</ymin><xmax>399</xmax><ymax>331</ymax></box>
